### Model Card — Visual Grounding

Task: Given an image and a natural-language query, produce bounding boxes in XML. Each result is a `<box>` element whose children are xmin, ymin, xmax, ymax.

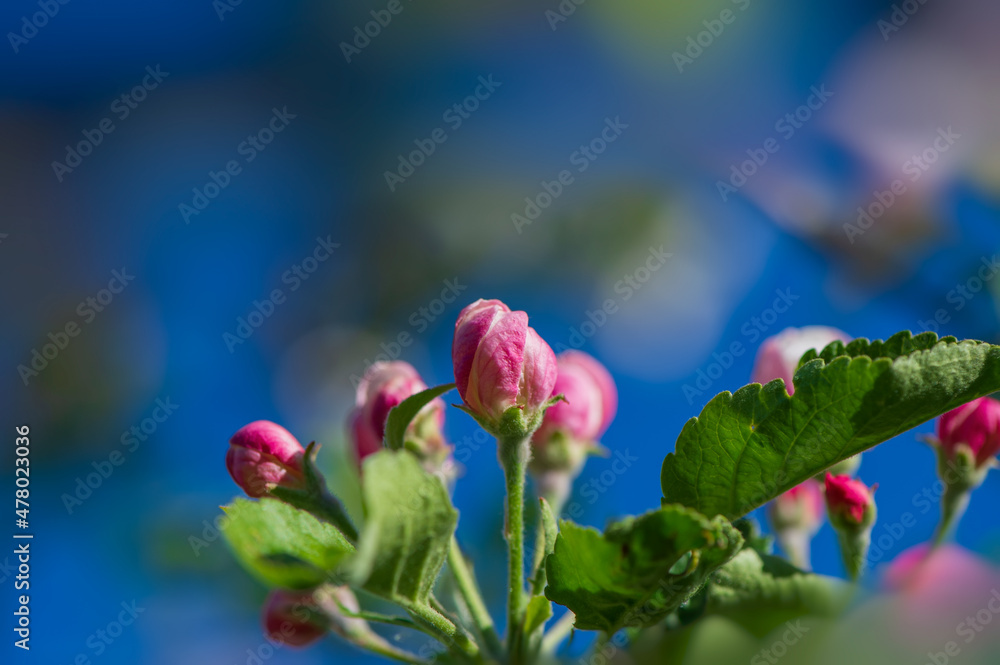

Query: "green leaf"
<box><xmin>662</xmin><ymin>332</ymin><xmax>1000</xmax><ymax>520</ymax></box>
<box><xmin>221</xmin><ymin>497</ymin><xmax>354</xmax><ymax>589</ymax></box>
<box><xmin>523</xmin><ymin>595</ymin><xmax>553</xmax><ymax>638</ymax></box>
<box><xmin>698</xmin><ymin>549</ymin><xmax>850</xmax><ymax>637</ymax></box>
<box><xmin>350</xmin><ymin>450</ymin><xmax>458</xmax><ymax>605</ymax></box>
<box><xmin>384</xmin><ymin>383</ymin><xmax>455</xmax><ymax>451</ymax></box>
<box><xmin>544</xmin><ymin>505</ymin><xmax>743</xmax><ymax>633</ymax></box>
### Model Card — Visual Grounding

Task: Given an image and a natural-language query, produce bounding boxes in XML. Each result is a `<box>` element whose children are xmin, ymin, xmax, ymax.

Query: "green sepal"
<box><xmin>531</xmin><ymin>497</ymin><xmax>559</xmax><ymax>594</ymax></box>
<box><xmin>269</xmin><ymin>441</ymin><xmax>358</xmax><ymax>541</ymax></box>
<box><xmin>384</xmin><ymin>383</ymin><xmax>455</xmax><ymax>451</ymax></box>
<box><xmin>523</xmin><ymin>595</ymin><xmax>553</xmax><ymax>645</ymax></box>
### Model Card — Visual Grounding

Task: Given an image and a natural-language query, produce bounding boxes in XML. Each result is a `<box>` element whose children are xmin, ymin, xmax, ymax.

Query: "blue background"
<box><xmin>2</xmin><ymin>0</ymin><xmax>1000</xmax><ymax>662</ymax></box>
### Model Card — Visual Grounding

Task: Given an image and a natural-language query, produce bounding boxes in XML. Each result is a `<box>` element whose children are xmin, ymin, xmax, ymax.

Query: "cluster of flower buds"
<box><xmin>349</xmin><ymin>361</ymin><xmax>453</xmax><ymax>476</ymax></box>
<box><xmin>755</xmin><ymin>326</ymin><xmax>859</xmax><ymax>570</ymax></box>
<box><xmin>930</xmin><ymin>396</ymin><xmax>1000</xmax><ymax>543</ymax></box>
<box><xmin>229</xmin><ymin>298</ymin><xmax>611</xmax><ymax>654</ymax></box>
<box><xmin>529</xmin><ymin>350</ymin><xmax>617</xmax><ymax>510</ymax></box>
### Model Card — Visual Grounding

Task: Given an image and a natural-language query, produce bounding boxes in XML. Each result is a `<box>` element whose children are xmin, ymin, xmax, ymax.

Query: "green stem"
<box><xmin>933</xmin><ymin>483</ymin><xmax>971</xmax><ymax>548</ymax></box>
<box><xmin>407</xmin><ymin>602</ymin><xmax>481</xmax><ymax>663</ymax></box>
<box><xmin>336</xmin><ymin>607</ymin><xmax>420</xmax><ymax>631</ymax></box>
<box><xmin>500</xmin><ymin>433</ymin><xmax>531</xmax><ymax>664</ymax></box>
<box><xmin>776</xmin><ymin>529</ymin><xmax>813</xmax><ymax>571</ymax></box>
<box><xmin>835</xmin><ymin>528</ymin><xmax>870</xmax><ymax>582</ymax></box>
<box><xmin>318</xmin><ymin>588</ymin><xmax>430</xmax><ymax>664</ymax></box>
<box><xmin>448</xmin><ymin>538</ymin><xmax>503</xmax><ymax>657</ymax></box>
<box><xmin>362</xmin><ymin>639</ymin><xmax>433</xmax><ymax>665</ymax></box>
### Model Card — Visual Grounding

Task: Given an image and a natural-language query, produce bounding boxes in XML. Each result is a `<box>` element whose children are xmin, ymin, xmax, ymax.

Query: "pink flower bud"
<box><xmin>227</xmin><ymin>420</ymin><xmax>306</xmax><ymax>498</ymax></box>
<box><xmin>349</xmin><ymin>361</ymin><xmax>448</xmax><ymax>465</ymax></box>
<box><xmin>824</xmin><ymin>473</ymin><xmax>875</xmax><ymax>526</ymax></box>
<box><xmin>452</xmin><ymin>299</ymin><xmax>557</xmax><ymax>425</ymax></box>
<box><xmin>752</xmin><ymin>326</ymin><xmax>851</xmax><ymax>395</ymax></box>
<box><xmin>534</xmin><ymin>351</ymin><xmax>617</xmax><ymax>446</ymax></box>
<box><xmin>770</xmin><ymin>479</ymin><xmax>824</xmax><ymax>533</ymax></box>
<box><xmin>936</xmin><ymin>396</ymin><xmax>1000</xmax><ymax>467</ymax></box>
<box><xmin>262</xmin><ymin>589</ymin><xmax>327</xmax><ymax>648</ymax></box>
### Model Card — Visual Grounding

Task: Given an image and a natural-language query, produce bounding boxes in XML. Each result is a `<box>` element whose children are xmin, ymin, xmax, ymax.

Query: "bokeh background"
<box><xmin>3</xmin><ymin>0</ymin><xmax>1000</xmax><ymax>662</ymax></box>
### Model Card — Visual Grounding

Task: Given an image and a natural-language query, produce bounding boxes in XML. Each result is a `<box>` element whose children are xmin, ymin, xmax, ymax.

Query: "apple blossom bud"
<box><xmin>769</xmin><ymin>479</ymin><xmax>824</xmax><ymax>570</ymax></box>
<box><xmin>262</xmin><ymin>589</ymin><xmax>327</xmax><ymax>648</ymax></box>
<box><xmin>936</xmin><ymin>397</ymin><xmax>1000</xmax><ymax>468</ymax></box>
<box><xmin>452</xmin><ymin>299</ymin><xmax>557</xmax><ymax>429</ymax></box>
<box><xmin>349</xmin><ymin>361</ymin><xmax>452</xmax><ymax>471</ymax></box>
<box><xmin>314</xmin><ymin>586</ymin><xmax>376</xmax><ymax>641</ymax></box>
<box><xmin>752</xmin><ymin>326</ymin><xmax>851</xmax><ymax>395</ymax></box>
<box><xmin>883</xmin><ymin>543</ymin><xmax>1000</xmax><ymax>639</ymax></box>
<box><xmin>825</xmin><ymin>473</ymin><xmax>877</xmax><ymax>580</ymax></box>
<box><xmin>227</xmin><ymin>420</ymin><xmax>306</xmax><ymax>498</ymax></box>
<box><xmin>928</xmin><ymin>397</ymin><xmax>1000</xmax><ymax>545</ymax></box>
<box><xmin>534</xmin><ymin>350</ymin><xmax>617</xmax><ymax>446</ymax></box>
<box><xmin>530</xmin><ymin>352</ymin><xmax>617</xmax><ymax>496</ymax></box>
<box><xmin>824</xmin><ymin>473</ymin><xmax>875</xmax><ymax>527</ymax></box>
<box><xmin>770</xmin><ymin>479</ymin><xmax>824</xmax><ymax>533</ymax></box>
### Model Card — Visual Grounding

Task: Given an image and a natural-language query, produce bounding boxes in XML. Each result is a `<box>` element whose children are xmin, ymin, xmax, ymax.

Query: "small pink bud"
<box><xmin>936</xmin><ymin>397</ymin><xmax>1000</xmax><ymax>467</ymax></box>
<box><xmin>824</xmin><ymin>473</ymin><xmax>875</xmax><ymax>526</ymax></box>
<box><xmin>349</xmin><ymin>361</ymin><xmax>448</xmax><ymax>465</ymax></box>
<box><xmin>534</xmin><ymin>351</ymin><xmax>617</xmax><ymax>447</ymax></box>
<box><xmin>226</xmin><ymin>420</ymin><xmax>306</xmax><ymax>498</ymax></box>
<box><xmin>262</xmin><ymin>589</ymin><xmax>327</xmax><ymax>648</ymax></box>
<box><xmin>452</xmin><ymin>299</ymin><xmax>557</xmax><ymax>426</ymax></box>
<box><xmin>770</xmin><ymin>479</ymin><xmax>824</xmax><ymax>533</ymax></box>
<box><xmin>752</xmin><ymin>326</ymin><xmax>851</xmax><ymax>395</ymax></box>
